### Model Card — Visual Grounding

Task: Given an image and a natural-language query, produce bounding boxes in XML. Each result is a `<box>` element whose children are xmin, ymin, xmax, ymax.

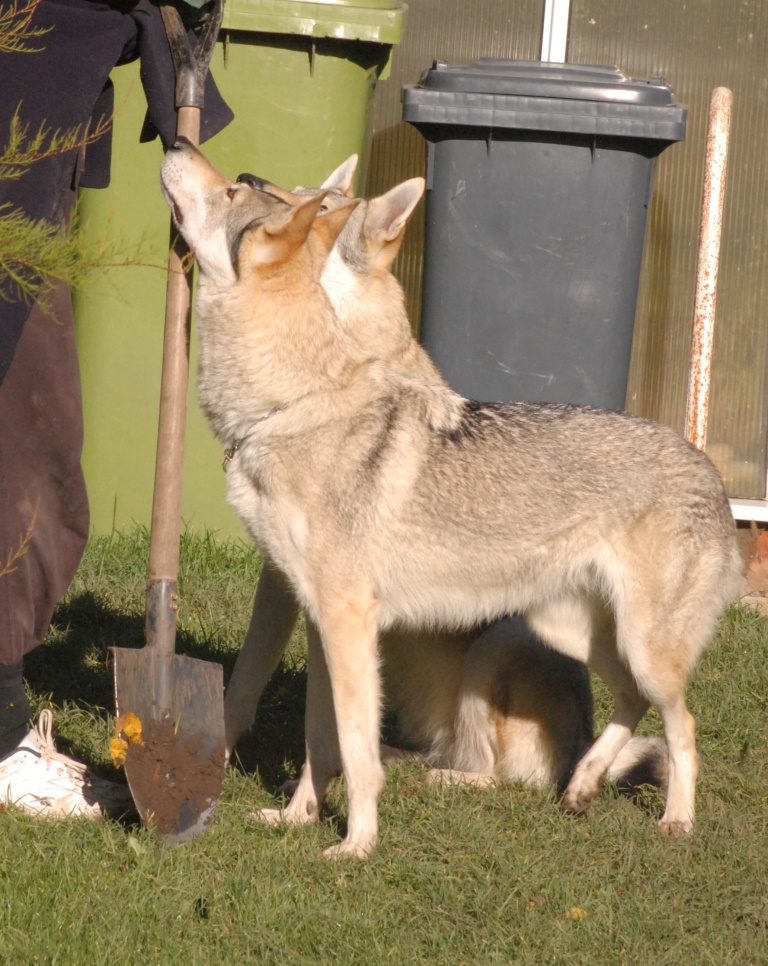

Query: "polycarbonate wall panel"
<box><xmin>367</xmin><ymin>0</ymin><xmax>542</xmax><ymax>328</ymax></box>
<box><xmin>569</xmin><ymin>1</ymin><xmax>768</xmax><ymax>496</ymax></box>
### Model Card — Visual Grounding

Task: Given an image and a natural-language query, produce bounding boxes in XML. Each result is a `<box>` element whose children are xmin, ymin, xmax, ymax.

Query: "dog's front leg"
<box><xmin>316</xmin><ymin>592</ymin><xmax>383</xmax><ymax>859</ymax></box>
<box><xmin>224</xmin><ymin>560</ymin><xmax>301</xmax><ymax>757</ymax></box>
<box><xmin>256</xmin><ymin>618</ymin><xmax>340</xmax><ymax>827</ymax></box>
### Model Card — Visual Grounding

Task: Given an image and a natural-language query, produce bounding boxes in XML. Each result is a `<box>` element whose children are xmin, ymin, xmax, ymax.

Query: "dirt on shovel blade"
<box><xmin>124</xmin><ymin>716</ymin><xmax>224</xmax><ymax>840</ymax></box>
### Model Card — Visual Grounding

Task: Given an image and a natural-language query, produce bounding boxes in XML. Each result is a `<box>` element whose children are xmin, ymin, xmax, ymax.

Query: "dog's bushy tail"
<box><xmin>606</xmin><ymin>737</ymin><xmax>669</xmax><ymax>790</ymax></box>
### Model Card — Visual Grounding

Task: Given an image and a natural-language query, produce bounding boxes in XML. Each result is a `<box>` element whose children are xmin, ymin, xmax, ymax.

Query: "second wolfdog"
<box><xmin>161</xmin><ymin>140</ymin><xmax>742</xmax><ymax>857</ymax></box>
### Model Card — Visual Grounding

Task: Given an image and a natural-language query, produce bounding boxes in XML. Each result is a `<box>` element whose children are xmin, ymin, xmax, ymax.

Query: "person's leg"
<box><xmin>0</xmin><ymin>276</ymin><xmax>130</xmax><ymax>819</ymax></box>
<box><xmin>0</xmin><ymin>2</ymin><xmax>121</xmax><ymax>765</ymax></box>
<box><xmin>0</xmin><ymin>277</ymin><xmax>90</xmax><ymax>674</ymax></box>
<box><xmin>0</xmin><ymin>661</ymin><xmax>30</xmax><ymax>760</ymax></box>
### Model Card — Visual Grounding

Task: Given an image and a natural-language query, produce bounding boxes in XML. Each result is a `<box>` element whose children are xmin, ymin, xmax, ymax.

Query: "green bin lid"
<box><xmin>221</xmin><ymin>0</ymin><xmax>403</xmax><ymax>44</ymax></box>
<box><xmin>404</xmin><ymin>60</ymin><xmax>687</xmax><ymax>141</ymax></box>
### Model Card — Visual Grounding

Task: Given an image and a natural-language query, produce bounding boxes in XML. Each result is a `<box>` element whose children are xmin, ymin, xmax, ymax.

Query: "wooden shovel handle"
<box><xmin>146</xmin><ymin>106</ymin><xmax>200</xmax><ymax>656</ymax></box>
<box><xmin>145</xmin><ymin>0</ymin><xmax>223</xmax><ymax>666</ymax></box>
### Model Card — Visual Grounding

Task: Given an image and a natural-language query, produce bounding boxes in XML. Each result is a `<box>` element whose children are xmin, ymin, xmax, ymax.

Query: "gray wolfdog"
<box><xmin>224</xmin><ymin>159</ymin><xmax>668</xmax><ymax>798</ymax></box>
<box><xmin>161</xmin><ymin>138</ymin><xmax>741</xmax><ymax>857</ymax></box>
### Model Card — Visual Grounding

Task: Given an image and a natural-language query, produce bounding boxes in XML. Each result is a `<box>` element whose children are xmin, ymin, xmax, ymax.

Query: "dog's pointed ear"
<box><xmin>265</xmin><ymin>190</ymin><xmax>328</xmax><ymax>238</ymax></box>
<box><xmin>320</xmin><ymin>155</ymin><xmax>359</xmax><ymax>197</ymax></box>
<box><xmin>363</xmin><ymin>178</ymin><xmax>425</xmax><ymax>270</ymax></box>
<box><xmin>312</xmin><ymin>198</ymin><xmax>361</xmax><ymax>256</ymax></box>
<box><xmin>243</xmin><ymin>193</ymin><xmax>330</xmax><ymax>268</ymax></box>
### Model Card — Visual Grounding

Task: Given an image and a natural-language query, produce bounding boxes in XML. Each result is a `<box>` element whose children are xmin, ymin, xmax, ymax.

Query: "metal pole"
<box><xmin>685</xmin><ymin>86</ymin><xmax>733</xmax><ymax>451</ymax></box>
<box><xmin>541</xmin><ymin>0</ymin><xmax>571</xmax><ymax>62</ymax></box>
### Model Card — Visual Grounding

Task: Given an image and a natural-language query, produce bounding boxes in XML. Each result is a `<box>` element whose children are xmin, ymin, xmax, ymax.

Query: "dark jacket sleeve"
<box><xmin>131</xmin><ymin>1</ymin><xmax>234</xmax><ymax>151</ymax></box>
<box><xmin>0</xmin><ymin>0</ymin><xmax>233</xmax><ymax>368</ymax></box>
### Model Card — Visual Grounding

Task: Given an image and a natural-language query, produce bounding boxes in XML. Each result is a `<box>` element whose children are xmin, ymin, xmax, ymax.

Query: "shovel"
<box><xmin>112</xmin><ymin>0</ymin><xmax>225</xmax><ymax>843</ymax></box>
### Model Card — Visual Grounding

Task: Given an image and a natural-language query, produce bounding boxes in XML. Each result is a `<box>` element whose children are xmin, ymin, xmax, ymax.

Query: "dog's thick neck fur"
<box><xmin>315</xmin><ymin>177</ymin><xmax>444</xmax><ymax>386</ymax></box>
<box><xmin>286</xmin><ymin>162</ymin><xmax>440</xmax><ymax>387</ymax></box>
<box><xmin>193</xmin><ymin>178</ymin><xmax>467</xmax><ymax>449</ymax></box>
<box><xmin>195</xmin><ymin>214</ymin><xmax>385</xmax><ymax>447</ymax></box>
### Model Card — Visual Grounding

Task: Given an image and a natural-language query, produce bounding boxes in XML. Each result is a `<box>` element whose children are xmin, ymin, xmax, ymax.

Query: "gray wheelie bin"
<box><xmin>403</xmin><ymin>60</ymin><xmax>687</xmax><ymax>409</ymax></box>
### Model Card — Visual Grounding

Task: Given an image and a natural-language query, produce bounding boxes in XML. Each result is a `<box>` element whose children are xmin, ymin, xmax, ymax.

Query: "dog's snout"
<box><xmin>169</xmin><ymin>136</ymin><xmax>193</xmax><ymax>152</ymax></box>
<box><xmin>237</xmin><ymin>172</ymin><xmax>268</xmax><ymax>191</ymax></box>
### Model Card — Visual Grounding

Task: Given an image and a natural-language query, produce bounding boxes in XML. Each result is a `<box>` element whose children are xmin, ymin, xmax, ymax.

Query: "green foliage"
<box><xmin>0</xmin><ymin>106</ymin><xmax>112</xmax><ymax>182</ymax></box>
<box><xmin>0</xmin><ymin>199</ymin><xmax>160</xmax><ymax>308</ymax></box>
<box><xmin>0</xmin><ymin>0</ymin><xmax>49</xmax><ymax>54</ymax></box>
<box><xmin>0</xmin><ymin>2</ymin><xmax>157</xmax><ymax>307</ymax></box>
<box><xmin>3</xmin><ymin>528</ymin><xmax>767</xmax><ymax>964</ymax></box>
<box><xmin>0</xmin><ymin>203</ymin><xmax>95</xmax><ymax>305</ymax></box>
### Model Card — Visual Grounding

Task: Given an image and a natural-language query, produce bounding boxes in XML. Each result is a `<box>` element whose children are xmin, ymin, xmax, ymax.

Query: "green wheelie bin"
<box><xmin>73</xmin><ymin>0</ymin><xmax>403</xmax><ymax>537</ymax></box>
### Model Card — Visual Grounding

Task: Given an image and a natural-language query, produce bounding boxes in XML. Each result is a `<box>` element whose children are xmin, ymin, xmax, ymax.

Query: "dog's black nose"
<box><xmin>169</xmin><ymin>136</ymin><xmax>193</xmax><ymax>152</ymax></box>
<box><xmin>237</xmin><ymin>172</ymin><xmax>268</xmax><ymax>191</ymax></box>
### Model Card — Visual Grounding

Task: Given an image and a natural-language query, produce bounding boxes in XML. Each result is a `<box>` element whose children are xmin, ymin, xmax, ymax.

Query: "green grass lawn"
<box><xmin>2</xmin><ymin>528</ymin><xmax>767</xmax><ymax>965</ymax></box>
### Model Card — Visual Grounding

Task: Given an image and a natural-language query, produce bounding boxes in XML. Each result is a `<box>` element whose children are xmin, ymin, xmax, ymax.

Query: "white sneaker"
<box><xmin>0</xmin><ymin>709</ymin><xmax>133</xmax><ymax>819</ymax></box>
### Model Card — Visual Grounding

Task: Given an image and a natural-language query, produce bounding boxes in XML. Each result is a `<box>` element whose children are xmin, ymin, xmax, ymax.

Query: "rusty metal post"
<box><xmin>685</xmin><ymin>86</ymin><xmax>733</xmax><ymax>451</ymax></box>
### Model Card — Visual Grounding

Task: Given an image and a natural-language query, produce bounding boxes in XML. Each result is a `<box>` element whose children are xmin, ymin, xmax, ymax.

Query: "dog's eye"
<box><xmin>226</xmin><ymin>187</ymin><xmax>237</xmax><ymax>201</ymax></box>
<box><xmin>319</xmin><ymin>203</ymin><xmax>330</xmax><ymax>213</ymax></box>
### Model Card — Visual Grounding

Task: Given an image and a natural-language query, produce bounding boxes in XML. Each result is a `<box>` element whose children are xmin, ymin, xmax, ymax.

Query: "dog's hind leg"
<box><xmin>655</xmin><ymin>696</ymin><xmax>697</xmax><ymax>836</ymax></box>
<box><xmin>569</xmin><ymin>593</ymin><xmax>703</xmax><ymax>834</ymax></box>
<box><xmin>257</xmin><ymin>619</ymin><xmax>341</xmax><ymax>827</ymax></box>
<box><xmin>445</xmin><ymin>617</ymin><xmax>594</xmax><ymax>790</ymax></box>
<box><xmin>224</xmin><ymin>561</ymin><xmax>300</xmax><ymax>757</ymax></box>
<box><xmin>605</xmin><ymin>516</ymin><xmax>738</xmax><ymax>834</ymax></box>
<box><xmin>314</xmin><ymin>591</ymin><xmax>384</xmax><ymax>859</ymax></box>
<box><xmin>607</xmin><ymin>539</ymin><xmax>734</xmax><ymax>834</ymax></box>
<box><xmin>594</xmin><ymin>624</ymin><xmax>697</xmax><ymax>835</ymax></box>
<box><xmin>621</xmin><ymin>594</ymin><xmax>703</xmax><ymax>833</ymax></box>
<box><xmin>526</xmin><ymin>597</ymin><xmax>650</xmax><ymax>812</ymax></box>
<box><xmin>563</xmin><ymin>647</ymin><xmax>649</xmax><ymax>814</ymax></box>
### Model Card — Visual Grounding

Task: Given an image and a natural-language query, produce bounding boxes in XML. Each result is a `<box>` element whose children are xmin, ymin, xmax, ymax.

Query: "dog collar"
<box><xmin>221</xmin><ymin>443</ymin><xmax>240</xmax><ymax>472</ymax></box>
<box><xmin>221</xmin><ymin>408</ymin><xmax>282</xmax><ymax>472</ymax></box>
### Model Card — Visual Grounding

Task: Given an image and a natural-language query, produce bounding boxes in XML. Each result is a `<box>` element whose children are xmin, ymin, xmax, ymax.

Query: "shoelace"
<box><xmin>34</xmin><ymin>709</ymin><xmax>88</xmax><ymax>778</ymax></box>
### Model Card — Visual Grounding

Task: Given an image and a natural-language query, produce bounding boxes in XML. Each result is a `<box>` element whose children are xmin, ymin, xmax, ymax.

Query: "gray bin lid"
<box><xmin>403</xmin><ymin>60</ymin><xmax>687</xmax><ymax>141</ymax></box>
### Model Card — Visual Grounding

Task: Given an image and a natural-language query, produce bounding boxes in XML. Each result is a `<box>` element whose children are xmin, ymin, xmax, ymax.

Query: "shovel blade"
<box><xmin>112</xmin><ymin>646</ymin><xmax>225</xmax><ymax>843</ymax></box>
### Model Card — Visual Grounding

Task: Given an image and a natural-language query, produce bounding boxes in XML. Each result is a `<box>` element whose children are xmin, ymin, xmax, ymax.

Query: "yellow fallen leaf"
<box><xmin>110</xmin><ymin>736</ymin><xmax>129</xmax><ymax>769</ymax></box>
<box><xmin>115</xmin><ymin>712</ymin><xmax>144</xmax><ymax>746</ymax></box>
<box><xmin>565</xmin><ymin>907</ymin><xmax>588</xmax><ymax>921</ymax></box>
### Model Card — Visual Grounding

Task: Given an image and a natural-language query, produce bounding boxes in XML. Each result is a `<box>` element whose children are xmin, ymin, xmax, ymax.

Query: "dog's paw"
<box><xmin>561</xmin><ymin>792</ymin><xmax>598</xmax><ymax>814</ymax></box>
<box><xmin>425</xmin><ymin>768</ymin><xmax>454</xmax><ymax>786</ymax></box>
<box><xmin>561</xmin><ymin>784</ymin><xmax>600</xmax><ymax>814</ymax></box>
<box><xmin>249</xmin><ymin>807</ymin><xmax>288</xmax><ymax>827</ymax></box>
<box><xmin>275</xmin><ymin>778</ymin><xmax>301</xmax><ymax>800</ymax></box>
<box><xmin>658</xmin><ymin>817</ymin><xmax>693</xmax><ymax>838</ymax></box>
<box><xmin>249</xmin><ymin>804</ymin><xmax>317</xmax><ymax>827</ymax></box>
<box><xmin>380</xmin><ymin>743</ymin><xmax>422</xmax><ymax>766</ymax></box>
<box><xmin>426</xmin><ymin>768</ymin><xmax>496</xmax><ymax>788</ymax></box>
<box><xmin>322</xmin><ymin>837</ymin><xmax>376</xmax><ymax>860</ymax></box>
<box><xmin>562</xmin><ymin>763</ymin><xmax>606</xmax><ymax>813</ymax></box>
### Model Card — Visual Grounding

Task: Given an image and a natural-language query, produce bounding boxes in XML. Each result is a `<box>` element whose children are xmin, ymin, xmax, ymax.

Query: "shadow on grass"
<box><xmin>27</xmin><ymin>591</ymin><xmax>667</xmax><ymax>829</ymax></box>
<box><xmin>228</xmin><ymin>657</ymin><xmax>308</xmax><ymax>791</ymax></box>
<box><xmin>26</xmin><ymin>591</ymin><xmax>234</xmax><ymax>711</ymax></box>
<box><xmin>26</xmin><ymin>591</ymin><xmax>309</xmax><ymax>792</ymax></box>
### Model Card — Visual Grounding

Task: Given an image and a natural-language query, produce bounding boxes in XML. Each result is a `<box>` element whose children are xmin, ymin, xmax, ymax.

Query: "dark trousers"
<box><xmin>0</xmin><ymin>273</ymin><xmax>88</xmax><ymax>754</ymax></box>
<box><xmin>0</xmin><ymin>277</ymin><xmax>90</xmax><ymax>666</ymax></box>
<box><xmin>0</xmin><ymin>1</ymin><xmax>140</xmax><ymax>752</ymax></box>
